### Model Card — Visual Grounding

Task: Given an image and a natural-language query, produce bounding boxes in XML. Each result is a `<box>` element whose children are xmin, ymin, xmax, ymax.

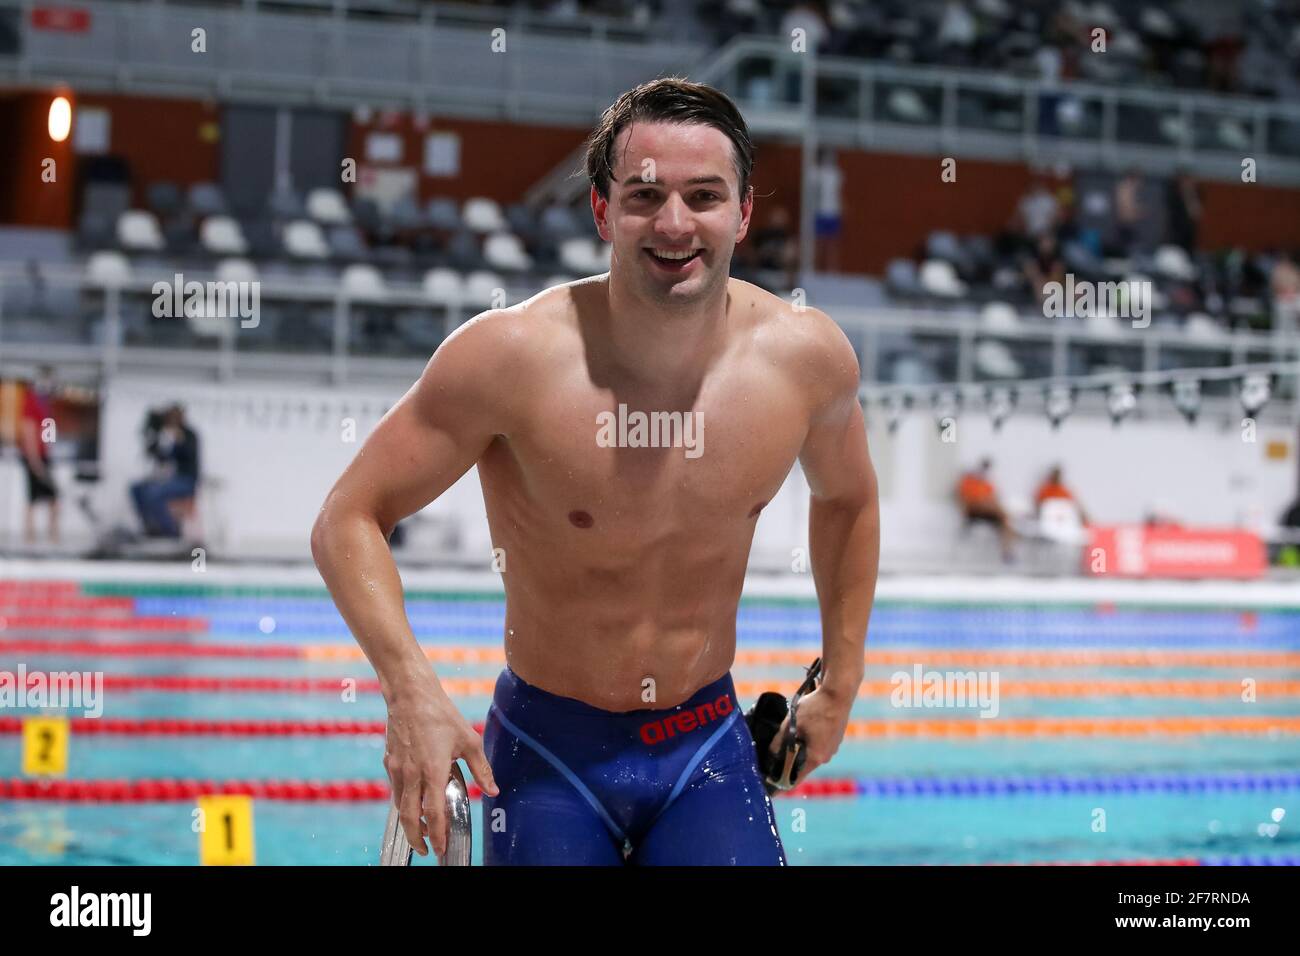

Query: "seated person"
<box><xmin>956</xmin><ymin>457</ymin><xmax>1015</xmax><ymax>561</ymax></box>
<box><xmin>130</xmin><ymin>404</ymin><xmax>201</xmax><ymax>538</ymax></box>
<box><xmin>1034</xmin><ymin>464</ymin><xmax>1089</xmax><ymax>525</ymax></box>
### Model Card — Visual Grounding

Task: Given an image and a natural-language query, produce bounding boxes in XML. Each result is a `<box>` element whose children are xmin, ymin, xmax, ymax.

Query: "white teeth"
<box><xmin>650</xmin><ymin>249</ymin><xmax>698</xmax><ymax>260</ymax></box>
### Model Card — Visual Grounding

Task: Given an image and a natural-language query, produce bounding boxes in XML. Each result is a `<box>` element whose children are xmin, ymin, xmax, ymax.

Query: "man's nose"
<box><xmin>653</xmin><ymin>194</ymin><xmax>693</xmax><ymax>238</ymax></box>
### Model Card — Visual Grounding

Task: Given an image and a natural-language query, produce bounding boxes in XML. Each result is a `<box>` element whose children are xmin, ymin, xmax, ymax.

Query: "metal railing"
<box><xmin>2</xmin><ymin>263</ymin><xmax>1297</xmax><ymax>423</ymax></box>
<box><xmin>4</xmin><ymin>3</ymin><xmax>1298</xmax><ymax>184</ymax></box>
<box><xmin>0</xmin><ymin>0</ymin><xmax>705</xmax><ymax>119</ymax></box>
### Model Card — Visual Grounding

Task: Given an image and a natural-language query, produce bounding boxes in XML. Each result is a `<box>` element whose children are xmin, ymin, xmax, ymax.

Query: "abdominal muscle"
<box><xmin>482</xmin><ymin>463</ymin><xmax>758</xmax><ymax>712</ymax></box>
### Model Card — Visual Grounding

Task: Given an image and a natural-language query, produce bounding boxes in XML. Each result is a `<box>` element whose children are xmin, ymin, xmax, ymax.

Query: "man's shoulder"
<box><xmin>446</xmin><ymin>279</ymin><xmax>585</xmax><ymax>353</ymax></box>
<box><xmin>735</xmin><ymin>279</ymin><xmax>859</xmax><ymax>391</ymax></box>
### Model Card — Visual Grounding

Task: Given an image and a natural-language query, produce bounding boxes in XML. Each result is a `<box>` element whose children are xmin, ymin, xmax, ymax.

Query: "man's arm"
<box><xmin>791</xmin><ymin>309</ymin><xmax>880</xmax><ymax>775</ymax></box>
<box><xmin>310</xmin><ymin>310</ymin><xmax>523</xmax><ymax>855</ymax></box>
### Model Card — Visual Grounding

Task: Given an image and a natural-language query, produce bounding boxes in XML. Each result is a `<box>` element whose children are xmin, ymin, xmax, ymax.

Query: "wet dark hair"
<box><xmin>583</xmin><ymin>77</ymin><xmax>754</xmax><ymax>201</ymax></box>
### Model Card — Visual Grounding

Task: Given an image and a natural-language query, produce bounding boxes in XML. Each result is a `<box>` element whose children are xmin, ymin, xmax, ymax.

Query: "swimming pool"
<box><xmin>1</xmin><ymin>569</ymin><xmax>1297</xmax><ymax>865</ymax></box>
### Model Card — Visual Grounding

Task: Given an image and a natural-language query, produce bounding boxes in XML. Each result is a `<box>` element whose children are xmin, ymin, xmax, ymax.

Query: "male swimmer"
<box><xmin>312</xmin><ymin>78</ymin><xmax>880</xmax><ymax>865</ymax></box>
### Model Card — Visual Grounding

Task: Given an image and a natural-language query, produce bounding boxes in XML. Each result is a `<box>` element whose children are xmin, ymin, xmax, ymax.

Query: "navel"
<box><xmin>568</xmin><ymin>510</ymin><xmax>594</xmax><ymax>529</ymax></box>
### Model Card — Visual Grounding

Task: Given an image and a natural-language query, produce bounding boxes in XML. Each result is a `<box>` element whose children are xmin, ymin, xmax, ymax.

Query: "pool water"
<box><xmin>1</xmin><ymin>581</ymin><xmax>1297</xmax><ymax>865</ymax></box>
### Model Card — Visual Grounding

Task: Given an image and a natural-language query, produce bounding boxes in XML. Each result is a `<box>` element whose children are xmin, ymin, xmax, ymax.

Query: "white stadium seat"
<box><xmin>215</xmin><ymin>258</ymin><xmax>259</xmax><ymax>283</ymax></box>
<box><xmin>1153</xmin><ymin>244</ymin><xmax>1196</xmax><ymax>281</ymax></box>
<box><xmin>483</xmin><ymin>232</ymin><xmax>533</xmax><ymax>272</ymax></box>
<box><xmin>282</xmin><ymin>220</ymin><xmax>330</xmax><ymax>259</ymax></box>
<box><xmin>340</xmin><ymin>264</ymin><xmax>387</xmax><ymax>300</ymax></box>
<box><xmin>1037</xmin><ymin>498</ymin><xmax>1088</xmax><ymax>545</ymax></box>
<box><xmin>306</xmin><ymin>188</ymin><xmax>353</xmax><ymax>225</ymax></box>
<box><xmin>423</xmin><ymin>268</ymin><xmax>464</xmax><ymax>306</ymax></box>
<box><xmin>974</xmin><ymin>340</ymin><xmax>1023</xmax><ymax>379</ymax></box>
<box><xmin>463</xmin><ymin>270</ymin><xmax>505</xmax><ymax>308</ymax></box>
<box><xmin>200</xmin><ymin>216</ymin><xmax>249</xmax><ymax>256</ymax></box>
<box><xmin>117</xmin><ymin>210</ymin><xmax>164</xmax><ymax>251</ymax></box>
<box><xmin>559</xmin><ymin>238</ymin><xmax>608</xmax><ymax>275</ymax></box>
<box><xmin>980</xmin><ymin>301</ymin><xmax>1020</xmax><ymax>330</ymax></box>
<box><xmin>918</xmin><ymin>259</ymin><xmax>966</xmax><ymax>297</ymax></box>
<box><xmin>85</xmin><ymin>250</ymin><xmax>132</xmax><ymax>285</ymax></box>
<box><xmin>462</xmin><ymin>197</ymin><xmax>506</xmax><ymax>234</ymax></box>
<box><xmin>1185</xmin><ymin>313</ymin><xmax>1226</xmax><ymax>341</ymax></box>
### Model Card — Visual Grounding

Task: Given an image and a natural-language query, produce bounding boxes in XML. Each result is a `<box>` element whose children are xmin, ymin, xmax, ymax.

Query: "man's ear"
<box><xmin>591</xmin><ymin>185</ymin><xmax>612</xmax><ymax>243</ymax></box>
<box><xmin>735</xmin><ymin>185</ymin><xmax>755</xmax><ymax>245</ymax></box>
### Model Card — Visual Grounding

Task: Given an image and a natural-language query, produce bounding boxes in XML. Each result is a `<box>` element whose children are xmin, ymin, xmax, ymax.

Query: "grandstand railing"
<box><xmin>695</xmin><ymin>39</ymin><xmax>1300</xmax><ymax>186</ymax></box>
<box><xmin>0</xmin><ymin>0</ymin><xmax>706</xmax><ymax>120</ymax></box>
<box><xmin>3</xmin><ymin>3</ymin><xmax>1298</xmax><ymax>184</ymax></box>
<box><xmin>2</xmin><ymin>263</ymin><xmax>1296</xmax><ymax>421</ymax></box>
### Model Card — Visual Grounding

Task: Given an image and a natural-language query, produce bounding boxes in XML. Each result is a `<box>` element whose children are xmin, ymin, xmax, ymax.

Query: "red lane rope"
<box><xmin>95</xmin><ymin>675</ymin><xmax>384</xmax><ymax>693</ymax></box>
<box><xmin>0</xmin><ymin>596</ymin><xmax>135</xmax><ymax>611</ymax></box>
<box><xmin>0</xmin><ymin>778</ymin><xmax>390</xmax><ymax>802</ymax></box>
<box><xmin>0</xmin><ymin>779</ymin><xmax>861</xmax><ymax>802</ymax></box>
<box><xmin>0</xmin><ymin>717</ymin><xmax>388</xmax><ymax>736</ymax></box>
<box><xmin>0</xmin><ymin>616</ymin><xmax>206</xmax><ymax>632</ymax></box>
<box><xmin>0</xmin><ymin>639</ymin><xmax>300</xmax><ymax>659</ymax></box>
<box><xmin>7</xmin><ymin>673</ymin><xmax>1292</xmax><ymax>699</ymax></box>
<box><xmin>0</xmin><ymin>582</ymin><xmax>79</xmax><ymax>594</ymax></box>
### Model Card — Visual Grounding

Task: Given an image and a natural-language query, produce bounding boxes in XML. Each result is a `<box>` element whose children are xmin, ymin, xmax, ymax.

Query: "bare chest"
<box><xmin>485</xmin><ymin>359</ymin><xmax>809</xmax><ymax>534</ymax></box>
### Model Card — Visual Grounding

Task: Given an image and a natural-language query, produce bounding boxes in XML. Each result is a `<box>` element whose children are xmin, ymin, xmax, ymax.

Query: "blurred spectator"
<box><xmin>779</xmin><ymin>0</ymin><xmax>830</xmax><ymax>53</ymax></box>
<box><xmin>1112</xmin><ymin>169</ymin><xmax>1144</xmax><ymax>256</ymax></box>
<box><xmin>19</xmin><ymin>365</ymin><xmax>60</xmax><ymax>545</ymax></box>
<box><xmin>1270</xmin><ymin>251</ymin><xmax>1300</xmax><ymax>336</ymax></box>
<box><xmin>1166</xmin><ymin>172</ymin><xmax>1202</xmax><ymax>252</ymax></box>
<box><xmin>1023</xmin><ymin>234</ymin><xmax>1066</xmax><ymax>309</ymax></box>
<box><xmin>937</xmin><ymin>0</ymin><xmax>977</xmax><ymax>65</ymax></box>
<box><xmin>1014</xmin><ymin>179</ymin><xmax>1059</xmax><ymax>245</ymax></box>
<box><xmin>750</xmin><ymin>205</ymin><xmax>799</xmax><ymax>290</ymax></box>
<box><xmin>812</xmin><ymin>146</ymin><xmax>843</xmax><ymax>272</ymax></box>
<box><xmin>1035</xmin><ymin>42</ymin><xmax>1064</xmax><ymax>136</ymax></box>
<box><xmin>1034</xmin><ymin>465</ymin><xmax>1089</xmax><ymax>525</ymax></box>
<box><xmin>130</xmin><ymin>404</ymin><xmax>201</xmax><ymax>539</ymax></box>
<box><xmin>1204</xmin><ymin>18</ymin><xmax>1244</xmax><ymax>93</ymax></box>
<box><xmin>956</xmin><ymin>457</ymin><xmax>1015</xmax><ymax>561</ymax></box>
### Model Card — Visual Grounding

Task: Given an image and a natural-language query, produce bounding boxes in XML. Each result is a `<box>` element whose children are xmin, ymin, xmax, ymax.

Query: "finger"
<box><xmin>769</xmin><ymin>715</ymin><xmax>791</xmax><ymax>756</ymax></box>
<box><xmin>385</xmin><ymin>760</ymin><xmax>404</xmax><ymax>812</ymax></box>
<box><xmin>463</xmin><ymin>739</ymin><xmax>499</xmax><ymax>797</ymax></box>
<box><xmin>398</xmin><ymin>775</ymin><xmax>429</xmax><ymax>856</ymax></box>
<box><xmin>423</xmin><ymin>779</ymin><xmax>450</xmax><ymax>858</ymax></box>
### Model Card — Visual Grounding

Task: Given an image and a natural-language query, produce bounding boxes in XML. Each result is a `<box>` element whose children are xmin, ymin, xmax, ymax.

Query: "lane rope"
<box><xmin>6</xmin><ymin>639</ymin><xmax>1299</xmax><ymax>670</ymax></box>
<box><xmin>3</xmin><ymin>673</ymin><xmax>1297</xmax><ymax>699</ymax></box>
<box><xmin>3</xmin><ymin>715</ymin><xmax>1299</xmax><ymax>738</ymax></box>
<box><xmin>3</xmin><ymin>770</ymin><xmax>1296</xmax><ymax>802</ymax></box>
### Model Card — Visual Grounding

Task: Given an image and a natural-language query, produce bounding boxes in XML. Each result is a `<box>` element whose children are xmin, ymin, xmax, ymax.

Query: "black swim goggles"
<box><xmin>744</xmin><ymin>656</ymin><xmax>823</xmax><ymax>795</ymax></box>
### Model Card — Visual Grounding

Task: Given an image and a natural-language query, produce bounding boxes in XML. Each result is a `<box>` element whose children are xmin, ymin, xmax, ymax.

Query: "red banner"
<box><xmin>1085</xmin><ymin>526</ymin><xmax>1266</xmax><ymax>579</ymax></box>
<box><xmin>31</xmin><ymin>8</ymin><xmax>91</xmax><ymax>32</ymax></box>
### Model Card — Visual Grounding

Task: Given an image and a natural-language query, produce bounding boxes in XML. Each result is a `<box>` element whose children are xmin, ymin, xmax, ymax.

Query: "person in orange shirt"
<box><xmin>1034</xmin><ymin>465</ymin><xmax>1089</xmax><ymax>525</ymax></box>
<box><xmin>956</xmin><ymin>458</ymin><xmax>1014</xmax><ymax>560</ymax></box>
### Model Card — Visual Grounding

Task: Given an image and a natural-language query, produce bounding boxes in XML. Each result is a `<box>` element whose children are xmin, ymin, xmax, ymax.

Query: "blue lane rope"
<box><xmin>847</xmin><ymin>770</ymin><xmax>1300</xmax><ymax>797</ymax></box>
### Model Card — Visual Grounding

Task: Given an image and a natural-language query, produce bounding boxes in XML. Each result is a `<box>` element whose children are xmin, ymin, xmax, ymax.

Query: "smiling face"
<box><xmin>591</xmin><ymin>121</ymin><xmax>753</xmax><ymax>306</ymax></box>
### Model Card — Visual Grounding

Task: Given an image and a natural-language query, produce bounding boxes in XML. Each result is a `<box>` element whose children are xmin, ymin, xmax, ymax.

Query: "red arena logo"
<box><xmin>640</xmin><ymin>693</ymin><xmax>734</xmax><ymax>745</ymax></box>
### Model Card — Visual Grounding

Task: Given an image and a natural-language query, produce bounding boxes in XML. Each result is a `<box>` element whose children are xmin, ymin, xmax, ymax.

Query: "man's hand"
<box><xmin>384</xmin><ymin>677</ymin><xmax>499</xmax><ymax>858</ymax></box>
<box><xmin>767</xmin><ymin>682</ymin><xmax>855</xmax><ymax>782</ymax></box>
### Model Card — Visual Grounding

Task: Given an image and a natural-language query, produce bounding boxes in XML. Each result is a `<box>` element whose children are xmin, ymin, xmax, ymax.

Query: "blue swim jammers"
<box><xmin>482</xmin><ymin>667</ymin><xmax>787</xmax><ymax>866</ymax></box>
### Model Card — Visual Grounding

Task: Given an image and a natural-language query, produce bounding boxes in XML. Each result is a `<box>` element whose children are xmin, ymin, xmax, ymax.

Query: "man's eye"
<box><xmin>632</xmin><ymin>190</ymin><xmax>657</xmax><ymax>199</ymax></box>
<box><xmin>697</xmin><ymin>192</ymin><xmax>720</xmax><ymax>202</ymax></box>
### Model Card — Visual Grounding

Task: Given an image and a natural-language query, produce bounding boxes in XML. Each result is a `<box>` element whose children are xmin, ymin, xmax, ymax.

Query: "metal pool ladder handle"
<box><xmin>380</xmin><ymin>762</ymin><xmax>472</xmax><ymax>866</ymax></box>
